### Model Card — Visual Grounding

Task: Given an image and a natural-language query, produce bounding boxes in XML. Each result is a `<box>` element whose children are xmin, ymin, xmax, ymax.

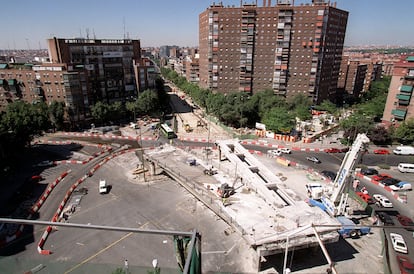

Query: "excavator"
<box><xmin>217</xmin><ymin>177</ymin><xmax>244</xmax><ymax>198</ymax></box>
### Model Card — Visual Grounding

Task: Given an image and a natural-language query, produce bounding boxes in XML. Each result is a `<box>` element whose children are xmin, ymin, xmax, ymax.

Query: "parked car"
<box><xmin>373</xmin><ymin>194</ymin><xmax>393</xmax><ymax>208</ymax></box>
<box><xmin>390</xmin><ymin>181</ymin><xmax>412</xmax><ymax>191</ymax></box>
<box><xmin>30</xmin><ymin>175</ymin><xmax>44</xmax><ymax>182</ymax></box>
<box><xmin>373</xmin><ymin>149</ymin><xmax>390</xmax><ymax>155</ymax></box>
<box><xmin>390</xmin><ymin>233</ymin><xmax>408</xmax><ymax>254</ymax></box>
<box><xmin>340</xmin><ymin>147</ymin><xmax>350</xmax><ymax>153</ymax></box>
<box><xmin>372</xmin><ymin>173</ymin><xmax>392</xmax><ymax>182</ymax></box>
<box><xmin>398</xmin><ymin>163</ymin><xmax>414</xmax><ymax>173</ymax></box>
<box><xmin>306</xmin><ymin>156</ymin><xmax>321</xmax><ymax>163</ymax></box>
<box><xmin>324</xmin><ymin>148</ymin><xmax>341</xmax><ymax>153</ymax></box>
<box><xmin>397</xmin><ymin>215</ymin><xmax>414</xmax><ymax>231</ymax></box>
<box><xmin>356</xmin><ymin>192</ymin><xmax>374</xmax><ymax>204</ymax></box>
<box><xmin>321</xmin><ymin>170</ymin><xmax>336</xmax><ymax>181</ymax></box>
<box><xmin>382</xmin><ymin>178</ymin><xmax>401</xmax><ymax>186</ymax></box>
<box><xmin>377</xmin><ymin>211</ymin><xmax>394</xmax><ymax>225</ymax></box>
<box><xmin>396</xmin><ymin>255</ymin><xmax>414</xmax><ymax>274</ymax></box>
<box><xmin>360</xmin><ymin>168</ymin><xmax>379</xmax><ymax>176</ymax></box>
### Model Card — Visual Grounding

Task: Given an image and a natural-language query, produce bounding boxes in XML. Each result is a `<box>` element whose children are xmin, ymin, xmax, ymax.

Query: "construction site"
<box><xmin>134</xmin><ymin>131</ymin><xmax>373</xmax><ymax>272</ymax></box>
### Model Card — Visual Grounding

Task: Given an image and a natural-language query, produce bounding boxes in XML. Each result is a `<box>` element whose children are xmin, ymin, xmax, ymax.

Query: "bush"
<box><xmin>377</xmin><ymin>164</ymin><xmax>390</xmax><ymax>170</ymax></box>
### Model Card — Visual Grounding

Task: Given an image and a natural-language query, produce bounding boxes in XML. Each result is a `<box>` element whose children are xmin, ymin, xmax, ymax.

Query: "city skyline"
<box><xmin>1</xmin><ymin>0</ymin><xmax>413</xmax><ymax>50</ymax></box>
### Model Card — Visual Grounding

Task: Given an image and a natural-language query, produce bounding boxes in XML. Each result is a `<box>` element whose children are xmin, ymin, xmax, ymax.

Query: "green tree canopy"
<box><xmin>393</xmin><ymin>118</ymin><xmax>414</xmax><ymax>145</ymax></box>
<box><xmin>49</xmin><ymin>101</ymin><xmax>66</xmax><ymax>130</ymax></box>
<box><xmin>262</xmin><ymin>107</ymin><xmax>296</xmax><ymax>134</ymax></box>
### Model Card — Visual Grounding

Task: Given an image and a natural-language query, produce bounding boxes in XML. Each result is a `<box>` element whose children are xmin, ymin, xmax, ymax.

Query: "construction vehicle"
<box><xmin>310</xmin><ymin>133</ymin><xmax>370</xmax><ymax>216</ymax></box>
<box><xmin>217</xmin><ymin>177</ymin><xmax>243</xmax><ymax>198</ymax></box>
<box><xmin>217</xmin><ymin>183</ymin><xmax>235</xmax><ymax>198</ymax></box>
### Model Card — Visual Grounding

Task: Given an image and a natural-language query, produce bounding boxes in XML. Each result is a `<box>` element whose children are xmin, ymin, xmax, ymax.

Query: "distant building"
<box><xmin>198</xmin><ymin>0</ymin><xmax>348</xmax><ymax>104</ymax></box>
<box><xmin>382</xmin><ymin>55</ymin><xmax>414</xmax><ymax>125</ymax></box>
<box><xmin>337</xmin><ymin>56</ymin><xmax>367</xmax><ymax>102</ymax></box>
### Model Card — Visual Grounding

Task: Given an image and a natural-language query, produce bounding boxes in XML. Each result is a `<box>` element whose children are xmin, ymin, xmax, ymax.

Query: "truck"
<box><xmin>393</xmin><ymin>146</ymin><xmax>414</xmax><ymax>155</ymax></box>
<box><xmin>336</xmin><ymin>216</ymin><xmax>371</xmax><ymax>238</ymax></box>
<box><xmin>315</xmin><ymin>133</ymin><xmax>370</xmax><ymax>216</ymax></box>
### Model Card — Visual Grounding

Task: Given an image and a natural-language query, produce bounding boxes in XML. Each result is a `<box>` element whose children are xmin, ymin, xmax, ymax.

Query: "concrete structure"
<box><xmin>382</xmin><ymin>55</ymin><xmax>414</xmax><ymax>125</ymax></box>
<box><xmin>198</xmin><ymin>0</ymin><xmax>348</xmax><ymax>104</ymax></box>
<box><xmin>147</xmin><ymin>138</ymin><xmax>340</xmax><ymax>260</ymax></box>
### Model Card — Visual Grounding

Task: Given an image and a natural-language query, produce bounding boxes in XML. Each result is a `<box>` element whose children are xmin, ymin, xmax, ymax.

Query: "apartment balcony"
<box><xmin>400</xmin><ymin>84</ymin><xmax>413</xmax><ymax>93</ymax></box>
<box><xmin>392</xmin><ymin>109</ymin><xmax>407</xmax><ymax>120</ymax></box>
<box><xmin>397</xmin><ymin>93</ymin><xmax>411</xmax><ymax>101</ymax></box>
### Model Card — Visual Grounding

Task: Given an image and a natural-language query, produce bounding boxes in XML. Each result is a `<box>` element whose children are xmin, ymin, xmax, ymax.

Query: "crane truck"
<box><xmin>310</xmin><ymin>133</ymin><xmax>370</xmax><ymax>217</ymax></box>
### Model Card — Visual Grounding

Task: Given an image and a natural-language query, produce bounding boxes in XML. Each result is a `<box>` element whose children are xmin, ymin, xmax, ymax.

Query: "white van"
<box><xmin>398</xmin><ymin>163</ymin><xmax>414</xmax><ymax>173</ymax></box>
<box><xmin>99</xmin><ymin>179</ymin><xmax>108</xmax><ymax>194</ymax></box>
<box><xmin>393</xmin><ymin>146</ymin><xmax>414</xmax><ymax>155</ymax></box>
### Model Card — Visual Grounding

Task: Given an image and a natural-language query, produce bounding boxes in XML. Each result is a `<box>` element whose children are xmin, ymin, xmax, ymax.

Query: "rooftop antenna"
<box><xmin>93</xmin><ymin>29</ymin><xmax>96</xmax><ymax>39</ymax></box>
<box><xmin>123</xmin><ymin>17</ymin><xmax>126</xmax><ymax>39</ymax></box>
<box><xmin>86</xmin><ymin>28</ymin><xmax>90</xmax><ymax>39</ymax></box>
<box><xmin>25</xmin><ymin>38</ymin><xmax>31</xmax><ymax>50</ymax></box>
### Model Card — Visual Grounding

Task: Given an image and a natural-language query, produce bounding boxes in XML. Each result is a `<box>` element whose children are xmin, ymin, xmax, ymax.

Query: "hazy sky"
<box><xmin>2</xmin><ymin>0</ymin><xmax>413</xmax><ymax>49</ymax></box>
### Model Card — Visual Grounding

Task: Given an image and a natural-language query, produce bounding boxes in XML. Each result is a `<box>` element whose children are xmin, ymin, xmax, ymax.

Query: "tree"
<box><xmin>340</xmin><ymin>112</ymin><xmax>374</xmax><ymax>143</ymax></box>
<box><xmin>48</xmin><ymin>101</ymin><xmax>66</xmax><ymax>130</ymax></box>
<box><xmin>262</xmin><ymin>107</ymin><xmax>296</xmax><ymax>134</ymax></box>
<box><xmin>318</xmin><ymin>100</ymin><xmax>337</xmax><ymax>115</ymax></box>
<box><xmin>368</xmin><ymin>125</ymin><xmax>392</xmax><ymax>145</ymax></box>
<box><xmin>90</xmin><ymin>101</ymin><xmax>111</xmax><ymax>126</ymax></box>
<box><xmin>136</xmin><ymin>90</ymin><xmax>160</xmax><ymax>116</ymax></box>
<box><xmin>393</xmin><ymin>118</ymin><xmax>414</xmax><ymax>145</ymax></box>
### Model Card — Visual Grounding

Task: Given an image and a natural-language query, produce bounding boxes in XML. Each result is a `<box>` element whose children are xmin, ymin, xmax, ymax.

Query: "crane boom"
<box><xmin>321</xmin><ymin>133</ymin><xmax>370</xmax><ymax>216</ymax></box>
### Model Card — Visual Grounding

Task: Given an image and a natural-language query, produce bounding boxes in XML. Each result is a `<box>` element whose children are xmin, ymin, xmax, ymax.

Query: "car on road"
<box><xmin>279</xmin><ymin>148</ymin><xmax>291</xmax><ymax>154</ymax></box>
<box><xmin>390</xmin><ymin>233</ymin><xmax>408</xmax><ymax>254</ymax></box>
<box><xmin>267</xmin><ymin>149</ymin><xmax>282</xmax><ymax>157</ymax></box>
<box><xmin>33</xmin><ymin>160</ymin><xmax>54</xmax><ymax>167</ymax></box>
<box><xmin>360</xmin><ymin>168</ymin><xmax>379</xmax><ymax>176</ymax></box>
<box><xmin>397</xmin><ymin>215</ymin><xmax>414</xmax><ymax>231</ymax></box>
<box><xmin>390</xmin><ymin>181</ymin><xmax>412</xmax><ymax>191</ymax></box>
<box><xmin>373</xmin><ymin>148</ymin><xmax>390</xmax><ymax>155</ymax></box>
<box><xmin>377</xmin><ymin>211</ymin><xmax>394</xmax><ymax>225</ymax></box>
<box><xmin>324</xmin><ymin>148</ymin><xmax>341</xmax><ymax>153</ymax></box>
<box><xmin>382</xmin><ymin>177</ymin><xmax>401</xmax><ymax>186</ymax></box>
<box><xmin>397</xmin><ymin>255</ymin><xmax>414</xmax><ymax>274</ymax></box>
<box><xmin>306</xmin><ymin>156</ymin><xmax>321</xmax><ymax>164</ymax></box>
<box><xmin>321</xmin><ymin>170</ymin><xmax>336</xmax><ymax>181</ymax></box>
<box><xmin>373</xmin><ymin>194</ymin><xmax>393</xmax><ymax>208</ymax></box>
<box><xmin>372</xmin><ymin>173</ymin><xmax>392</xmax><ymax>182</ymax></box>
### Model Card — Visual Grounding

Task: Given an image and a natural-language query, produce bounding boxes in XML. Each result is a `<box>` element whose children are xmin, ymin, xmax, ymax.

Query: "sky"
<box><xmin>1</xmin><ymin>0</ymin><xmax>414</xmax><ymax>50</ymax></box>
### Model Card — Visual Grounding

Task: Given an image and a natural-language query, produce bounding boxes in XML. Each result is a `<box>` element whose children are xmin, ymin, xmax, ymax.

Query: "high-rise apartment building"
<box><xmin>47</xmin><ymin>37</ymin><xmax>142</xmax><ymax>105</ymax></box>
<box><xmin>338</xmin><ymin>56</ymin><xmax>367</xmax><ymax>101</ymax></box>
<box><xmin>382</xmin><ymin>56</ymin><xmax>414</xmax><ymax>125</ymax></box>
<box><xmin>199</xmin><ymin>0</ymin><xmax>348</xmax><ymax>104</ymax></box>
